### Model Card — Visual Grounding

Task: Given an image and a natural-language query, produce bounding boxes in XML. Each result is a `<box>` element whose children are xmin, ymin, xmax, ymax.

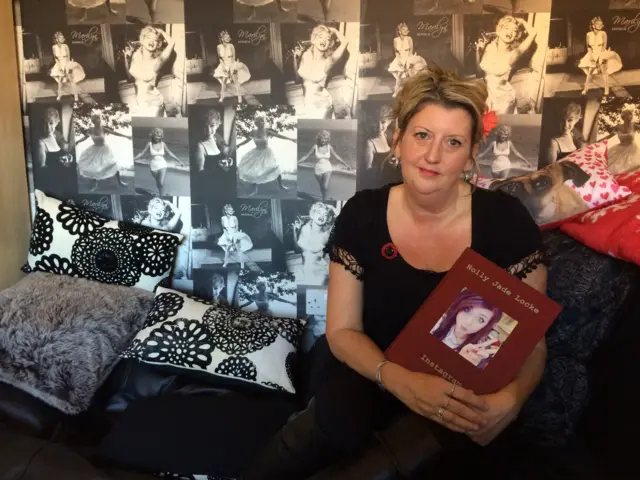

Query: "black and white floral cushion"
<box><xmin>23</xmin><ymin>190</ymin><xmax>183</xmax><ymax>292</ymax></box>
<box><xmin>122</xmin><ymin>287</ymin><xmax>304</xmax><ymax>394</ymax></box>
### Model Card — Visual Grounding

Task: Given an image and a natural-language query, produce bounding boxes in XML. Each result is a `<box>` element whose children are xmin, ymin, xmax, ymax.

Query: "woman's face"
<box><xmin>310</xmin><ymin>206</ymin><xmax>329</xmax><ymax>226</ymax></box>
<box><xmin>55</xmin><ymin>33</ymin><xmax>65</xmax><ymax>44</ymax></box>
<box><xmin>399</xmin><ymin>24</ymin><xmax>410</xmax><ymax>36</ymax></box>
<box><xmin>91</xmin><ymin>115</ymin><xmax>102</xmax><ymax>127</ymax></box>
<box><xmin>563</xmin><ymin>114</ymin><xmax>580</xmax><ymax>134</ymax></box>
<box><xmin>207</xmin><ymin>121</ymin><xmax>220</xmax><ymax>138</ymax></box>
<box><xmin>497</xmin><ymin>129</ymin><xmax>509</xmax><ymax>142</ymax></box>
<box><xmin>46</xmin><ymin>118</ymin><xmax>59</xmax><ymax>135</ymax></box>
<box><xmin>152</xmin><ymin>131</ymin><xmax>162</xmax><ymax>142</ymax></box>
<box><xmin>497</xmin><ymin>20</ymin><xmax>518</xmax><ymax>44</ymax></box>
<box><xmin>380</xmin><ymin>117</ymin><xmax>392</xmax><ymax>134</ymax></box>
<box><xmin>257</xmin><ymin>282</ymin><xmax>266</xmax><ymax>293</ymax></box>
<box><xmin>312</xmin><ymin>31</ymin><xmax>331</xmax><ymax>52</ymax></box>
<box><xmin>221</xmin><ymin>32</ymin><xmax>231</xmax><ymax>43</ymax></box>
<box><xmin>224</xmin><ymin>206</ymin><xmax>234</xmax><ymax>216</ymax></box>
<box><xmin>149</xmin><ymin>200</ymin><xmax>166</xmax><ymax>220</ymax></box>
<box><xmin>255</xmin><ymin>117</ymin><xmax>265</xmax><ymax>128</ymax></box>
<box><xmin>593</xmin><ymin>19</ymin><xmax>604</xmax><ymax>31</ymax></box>
<box><xmin>621</xmin><ymin>110</ymin><xmax>633</xmax><ymax>123</ymax></box>
<box><xmin>141</xmin><ymin>31</ymin><xmax>158</xmax><ymax>52</ymax></box>
<box><xmin>394</xmin><ymin>103</ymin><xmax>474</xmax><ymax>196</ymax></box>
<box><xmin>318</xmin><ymin>135</ymin><xmax>329</xmax><ymax>146</ymax></box>
<box><xmin>454</xmin><ymin>306</ymin><xmax>493</xmax><ymax>338</ymax></box>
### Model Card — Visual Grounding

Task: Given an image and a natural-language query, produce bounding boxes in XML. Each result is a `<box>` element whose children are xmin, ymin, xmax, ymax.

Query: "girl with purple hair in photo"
<box><xmin>430</xmin><ymin>289</ymin><xmax>503</xmax><ymax>369</ymax></box>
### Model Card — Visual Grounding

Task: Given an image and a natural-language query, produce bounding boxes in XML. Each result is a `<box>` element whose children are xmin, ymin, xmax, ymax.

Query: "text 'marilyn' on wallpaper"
<box><xmin>13</xmin><ymin>0</ymin><xmax>640</xmax><ymax>350</ymax></box>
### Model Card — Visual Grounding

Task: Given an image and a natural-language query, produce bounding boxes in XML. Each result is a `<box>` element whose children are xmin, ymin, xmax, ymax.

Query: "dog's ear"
<box><xmin>560</xmin><ymin>161</ymin><xmax>590</xmax><ymax>188</ymax></box>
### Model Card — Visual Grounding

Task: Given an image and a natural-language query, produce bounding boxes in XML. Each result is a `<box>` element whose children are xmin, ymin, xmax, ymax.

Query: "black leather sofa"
<box><xmin>1</xmin><ymin>230</ymin><xmax>639</xmax><ymax>480</ymax></box>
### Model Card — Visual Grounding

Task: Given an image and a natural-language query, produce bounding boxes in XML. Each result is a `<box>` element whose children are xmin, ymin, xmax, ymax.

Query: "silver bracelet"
<box><xmin>375</xmin><ymin>359</ymin><xmax>390</xmax><ymax>389</ymax></box>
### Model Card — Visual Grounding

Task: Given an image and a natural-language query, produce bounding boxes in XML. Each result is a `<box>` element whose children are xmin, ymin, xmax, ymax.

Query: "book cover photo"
<box><xmin>385</xmin><ymin>248</ymin><xmax>562</xmax><ymax>395</ymax></box>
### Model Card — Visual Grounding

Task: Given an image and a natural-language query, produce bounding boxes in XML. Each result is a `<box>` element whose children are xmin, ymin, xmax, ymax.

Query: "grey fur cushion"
<box><xmin>0</xmin><ymin>272</ymin><xmax>154</xmax><ymax>415</ymax></box>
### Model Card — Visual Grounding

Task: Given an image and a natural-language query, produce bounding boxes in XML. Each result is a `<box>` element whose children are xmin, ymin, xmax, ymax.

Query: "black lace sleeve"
<box><xmin>495</xmin><ymin>193</ymin><xmax>549</xmax><ymax>280</ymax></box>
<box><xmin>323</xmin><ymin>193</ymin><xmax>368</xmax><ymax>281</ymax></box>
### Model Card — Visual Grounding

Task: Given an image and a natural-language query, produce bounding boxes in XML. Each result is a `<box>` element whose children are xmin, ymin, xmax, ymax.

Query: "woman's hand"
<box><xmin>459</xmin><ymin>340</ymin><xmax>498</xmax><ymax>366</ymax></box>
<box><xmin>467</xmin><ymin>388</ymin><xmax>521</xmax><ymax>446</ymax></box>
<box><xmin>383</xmin><ymin>363</ymin><xmax>489</xmax><ymax>433</ymax></box>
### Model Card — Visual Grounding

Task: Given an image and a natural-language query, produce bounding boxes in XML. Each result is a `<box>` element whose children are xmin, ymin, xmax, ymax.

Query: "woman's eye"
<box><xmin>448</xmin><ymin>139</ymin><xmax>462</xmax><ymax>147</ymax></box>
<box><xmin>415</xmin><ymin>132</ymin><xmax>429</xmax><ymax>140</ymax></box>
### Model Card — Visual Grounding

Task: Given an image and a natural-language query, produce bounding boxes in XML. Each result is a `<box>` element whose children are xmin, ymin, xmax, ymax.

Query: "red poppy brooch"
<box><xmin>381</xmin><ymin>242</ymin><xmax>398</xmax><ymax>260</ymax></box>
<box><xmin>481</xmin><ymin>109</ymin><xmax>498</xmax><ymax>141</ymax></box>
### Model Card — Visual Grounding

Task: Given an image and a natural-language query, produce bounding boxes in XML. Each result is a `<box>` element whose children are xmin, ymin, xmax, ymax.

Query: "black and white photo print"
<box><xmin>125</xmin><ymin>0</ymin><xmax>185</xmax><ymax>24</ymax></box>
<box><xmin>192</xmin><ymin>266</ymin><xmax>239</xmax><ymax>304</ymax></box>
<box><xmin>21</xmin><ymin>25</ymin><xmax>107</xmax><ymax>104</ymax></box>
<box><xmin>109</xmin><ymin>23</ymin><xmax>186</xmax><ymax>117</ymax></box>
<box><xmin>545</xmin><ymin>7</ymin><xmax>640</xmax><ymax>101</ymax></box>
<box><xmin>65</xmin><ymin>194</ymin><xmax>116</xmax><ymax>218</ymax></box>
<box><xmin>538</xmin><ymin>97</ymin><xmax>592</xmax><ymax>167</ymax></box>
<box><xmin>120</xmin><ymin>194</ymin><xmax>193</xmax><ymax>290</ymax></box>
<box><xmin>297</xmin><ymin>285</ymin><xmax>328</xmax><ymax>352</ymax></box>
<box><xmin>463</xmin><ymin>11</ymin><xmax>550</xmax><ymax>114</ymax></box>
<box><xmin>188</xmin><ymin>104</ymin><xmax>237</xmax><ymax>201</ymax></box>
<box><xmin>476</xmin><ymin>114</ymin><xmax>541</xmax><ymax>178</ymax></box>
<box><xmin>483</xmin><ymin>0</ymin><xmax>551</xmax><ymax>13</ymax></box>
<box><xmin>356</xmin><ymin>100</ymin><xmax>403</xmax><ymax>191</ymax></box>
<box><xmin>359</xmin><ymin>7</ymin><xmax>461</xmax><ymax>100</ymax></box>
<box><xmin>65</xmin><ymin>0</ymin><xmax>126</xmax><ymax>24</ymax></box>
<box><xmin>413</xmin><ymin>0</ymin><xmax>482</xmax><ymax>15</ymax></box>
<box><xmin>190</xmin><ymin>198</ymin><xmax>276</xmax><ymax>271</ymax></box>
<box><xmin>185</xmin><ymin>23</ymin><xmax>272</xmax><ymax>105</ymax></box>
<box><xmin>132</xmin><ymin>117</ymin><xmax>190</xmax><ymax>196</ymax></box>
<box><xmin>279</xmin><ymin>21</ymin><xmax>360</xmax><ymax>118</ymax></box>
<box><xmin>28</xmin><ymin>102</ymin><xmax>79</xmax><ymax>200</ymax></box>
<box><xmin>234</xmin><ymin>269</ymin><xmax>297</xmax><ymax>318</ymax></box>
<box><xmin>233</xmin><ymin>0</ymin><xmax>298</xmax><ymax>23</ymax></box>
<box><xmin>236</xmin><ymin>105</ymin><xmax>298</xmax><ymax>199</ymax></box>
<box><xmin>281</xmin><ymin>199</ymin><xmax>337</xmax><ymax>286</ymax></box>
<box><xmin>298</xmin><ymin>0</ymin><xmax>360</xmax><ymax>23</ymax></box>
<box><xmin>72</xmin><ymin>102</ymin><xmax>135</xmax><ymax>194</ymax></box>
<box><xmin>610</xmin><ymin>0</ymin><xmax>640</xmax><ymax>9</ymax></box>
<box><xmin>297</xmin><ymin>119</ymin><xmax>356</xmax><ymax>201</ymax></box>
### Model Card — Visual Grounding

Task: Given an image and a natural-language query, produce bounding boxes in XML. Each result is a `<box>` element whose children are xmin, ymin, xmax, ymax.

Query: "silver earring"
<box><xmin>390</xmin><ymin>156</ymin><xmax>400</xmax><ymax>168</ymax></box>
<box><xmin>461</xmin><ymin>170</ymin><xmax>473</xmax><ymax>183</ymax></box>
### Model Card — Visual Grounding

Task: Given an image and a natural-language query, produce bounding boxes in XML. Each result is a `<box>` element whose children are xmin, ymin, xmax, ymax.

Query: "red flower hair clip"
<box><xmin>481</xmin><ymin>109</ymin><xmax>498</xmax><ymax>141</ymax></box>
<box><xmin>381</xmin><ymin>242</ymin><xmax>398</xmax><ymax>260</ymax></box>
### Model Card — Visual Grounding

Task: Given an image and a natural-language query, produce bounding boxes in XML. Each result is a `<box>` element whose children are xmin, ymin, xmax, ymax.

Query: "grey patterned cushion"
<box><xmin>515</xmin><ymin>230</ymin><xmax>637</xmax><ymax>446</ymax></box>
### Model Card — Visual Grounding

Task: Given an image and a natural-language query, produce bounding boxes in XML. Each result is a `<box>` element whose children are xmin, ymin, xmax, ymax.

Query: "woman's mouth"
<box><xmin>418</xmin><ymin>167</ymin><xmax>440</xmax><ymax>176</ymax></box>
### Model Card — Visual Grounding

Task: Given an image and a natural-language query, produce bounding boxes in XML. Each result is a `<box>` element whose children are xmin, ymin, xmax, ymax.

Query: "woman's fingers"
<box><xmin>430</xmin><ymin>406</ymin><xmax>479</xmax><ymax>433</ymax></box>
<box><xmin>450</xmin><ymin>384</ymin><xmax>489</xmax><ymax>412</ymax></box>
<box><xmin>442</xmin><ymin>398</ymin><xmax>485</xmax><ymax>429</ymax></box>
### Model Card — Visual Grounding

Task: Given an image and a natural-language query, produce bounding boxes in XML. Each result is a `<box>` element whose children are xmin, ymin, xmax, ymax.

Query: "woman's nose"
<box><xmin>425</xmin><ymin>141</ymin><xmax>441</xmax><ymax>164</ymax></box>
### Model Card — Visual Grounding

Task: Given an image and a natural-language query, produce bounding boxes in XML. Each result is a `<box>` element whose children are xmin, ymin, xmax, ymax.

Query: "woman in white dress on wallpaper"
<box><xmin>123</xmin><ymin>26</ymin><xmax>176</xmax><ymax>117</ymax></box>
<box><xmin>133</xmin><ymin>127</ymin><xmax>185</xmax><ymax>197</ymax></box>
<box><xmin>292</xmin><ymin>201</ymin><xmax>336</xmax><ymax>286</ymax></box>
<box><xmin>475</xmin><ymin>15</ymin><xmax>537</xmax><ymax>114</ymax></box>
<box><xmin>133</xmin><ymin>197</ymin><xmax>183</xmax><ymax>233</ymax></box>
<box><xmin>604</xmin><ymin>108</ymin><xmax>640</xmax><ymax>175</ymax></box>
<box><xmin>579</xmin><ymin>16</ymin><xmax>623</xmax><ymax>97</ymax></box>
<box><xmin>235</xmin><ymin>0</ymin><xmax>292</xmax><ymax>20</ymax></box>
<box><xmin>75</xmin><ymin>112</ymin><xmax>130</xmax><ymax>191</ymax></box>
<box><xmin>297</xmin><ymin>129</ymin><xmax>350</xmax><ymax>201</ymax></box>
<box><xmin>293</xmin><ymin>25</ymin><xmax>349</xmax><ymax>119</ymax></box>
<box><xmin>476</xmin><ymin>124</ymin><xmax>532</xmax><ymax>179</ymax></box>
<box><xmin>236</xmin><ymin>113</ymin><xmax>296</xmax><ymax>196</ymax></box>
<box><xmin>50</xmin><ymin>31</ymin><xmax>85</xmax><ymax>102</ymax></box>
<box><xmin>388</xmin><ymin>22</ymin><xmax>428</xmax><ymax>98</ymax></box>
<box><xmin>218</xmin><ymin>204</ymin><xmax>253</xmax><ymax>268</ymax></box>
<box><xmin>214</xmin><ymin>30</ymin><xmax>251</xmax><ymax>103</ymax></box>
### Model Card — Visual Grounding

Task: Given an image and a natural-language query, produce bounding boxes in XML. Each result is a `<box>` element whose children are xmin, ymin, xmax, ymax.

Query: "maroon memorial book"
<box><xmin>385</xmin><ymin>248</ymin><xmax>562</xmax><ymax>395</ymax></box>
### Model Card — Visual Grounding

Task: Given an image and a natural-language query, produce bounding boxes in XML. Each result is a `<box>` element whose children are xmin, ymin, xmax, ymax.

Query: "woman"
<box><xmin>430</xmin><ymin>290</ymin><xmax>503</xmax><ymax>368</ymax></box>
<box><xmin>388</xmin><ymin>22</ymin><xmax>428</xmax><ymax>97</ymax></box>
<box><xmin>50</xmin><ymin>31</ymin><xmax>85</xmax><ymax>102</ymax></box>
<box><xmin>292</xmin><ymin>202</ymin><xmax>336</xmax><ymax>285</ymax></box>
<box><xmin>34</xmin><ymin>107</ymin><xmax>76</xmax><ymax>198</ymax></box>
<box><xmin>75</xmin><ymin>112</ymin><xmax>130</xmax><ymax>192</ymax></box>
<box><xmin>298</xmin><ymin>129</ymin><xmax>350</xmax><ymax>201</ymax></box>
<box><xmin>236</xmin><ymin>113</ymin><xmax>296</xmax><ymax>197</ymax></box>
<box><xmin>475</xmin><ymin>15</ymin><xmax>537</xmax><ymax>114</ymax></box>
<box><xmin>242</xmin><ymin>65</ymin><xmax>548</xmax><ymax>479</ymax></box>
<box><xmin>476</xmin><ymin>124</ymin><xmax>532</xmax><ymax>179</ymax></box>
<box><xmin>133</xmin><ymin>197</ymin><xmax>183</xmax><ymax>233</ymax></box>
<box><xmin>605</xmin><ymin>107</ymin><xmax>640</xmax><ymax>175</ymax></box>
<box><xmin>214</xmin><ymin>30</ymin><xmax>251</xmax><ymax>103</ymax></box>
<box><xmin>294</xmin><ymin>25</ymin><xmax>349</xmax><ymax>119</ymax></box>
<box><xmin>193</xmin><ymin>109</ymin><xmax>235</xmax><ymax>199</ymax></box>
<box><xmin>67</xmin><ymin>0</ymin><xmax>117</xmax><ymax>22</ymax></box>
<box><xmin>359</xmin><ymin>104</ymin><xmax>403</xmax><ymax>190</ymax></box>
<box><xmin>579</xmin><ymin>16</ymin><xmax>623</xmax><ymax>97</ymax></box>
<box><xmin>235</xmin><ymin>0</ymin><xmax>292</xmax><ymax>20</ymax></box>
<box><xmin>239</xmin><ymin>277</ymin><xmax>296</xmax><ymax>316</ymax></box>
<box><xmin>218</xmin><ymin>204</ymin><xmax>253</xmax><ymax>268</ymax></box>
<box><xmin>133</xmin><ymin>127</ymin><xmax>185</xmax><ymax>197</ymax></box>
<box><xmin>543</xmin><ymin>102</ymin><xmax>586</xmax><ymax>166</ymax></box>
<box><xmin>123</xmin><ymin>26</ymin><xmax>175</xmax><ymax>117</ymax></box>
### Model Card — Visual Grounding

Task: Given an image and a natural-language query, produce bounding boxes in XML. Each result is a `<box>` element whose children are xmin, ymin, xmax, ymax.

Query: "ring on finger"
<box><xmin>437</xmin><ymin>407</ymin><xmax>445</xmax><ymax>419</ymax></box>
<box><xmin>450</xmin><ymin>382</ymin><xmax>457</xmax><ymax>398</ymax></box>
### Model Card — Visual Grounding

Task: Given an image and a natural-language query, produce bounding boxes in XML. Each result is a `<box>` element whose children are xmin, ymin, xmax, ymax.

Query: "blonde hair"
<box><xmin>390</xmin><ymin>65</ymin><xmax>488</xmax><ymax>178</ymax></box>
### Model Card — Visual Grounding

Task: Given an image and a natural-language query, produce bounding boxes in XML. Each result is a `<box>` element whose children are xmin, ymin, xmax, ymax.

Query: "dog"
<box><xmin>488</xmin><ymin>161</ymin><xmax>591</xmax><ymax>224</ymax></box>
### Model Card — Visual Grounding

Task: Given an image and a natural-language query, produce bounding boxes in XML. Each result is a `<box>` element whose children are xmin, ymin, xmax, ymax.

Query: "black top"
<box><xmin>324</xmin><ymin>184</ymin><xmax>546</xmax><ymax>350</ymax></box>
